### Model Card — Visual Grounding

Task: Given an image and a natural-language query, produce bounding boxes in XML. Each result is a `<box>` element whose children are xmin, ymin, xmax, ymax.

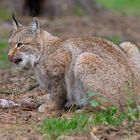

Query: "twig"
<box><xmin>90</xmin><ymin>132</ymin><xmax>99</xmax><ymax>140</ymax></box>
<box><xmin>0</xmin><ymin>83</ymin><xmax>39</xmax><ymax>95</ymax></box>
<box><xmin>0</xmin><ymin>89</ymin><xmax>14</xmax><ymax>95</ymax></box>
<box><xmin>23</xmin><ymin>83</ymin><xmax>39</xmax><ymax>93</ymax></box>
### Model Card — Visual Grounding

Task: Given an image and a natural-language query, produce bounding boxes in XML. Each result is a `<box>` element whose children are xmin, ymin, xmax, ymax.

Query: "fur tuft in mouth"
<box><xmin>13</xmin><ymin>58</ymin><xmax>23</xmax><ymax>64</ymax></box>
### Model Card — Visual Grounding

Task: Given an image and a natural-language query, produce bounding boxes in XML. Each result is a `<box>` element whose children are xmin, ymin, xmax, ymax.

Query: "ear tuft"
<box><xmin>12</xmin><ymin>13</ymin><xmax>23</xmax><ymax>31</ymax></box>
<box><xmin>12</xmin><ymin>13</ymin><xmax>18</xmax><ymax>29</ymax></box>
<box><xmin>31</xmin><ymin>17</ymin><xmax>40</xmax><ymax>35</ymax></box>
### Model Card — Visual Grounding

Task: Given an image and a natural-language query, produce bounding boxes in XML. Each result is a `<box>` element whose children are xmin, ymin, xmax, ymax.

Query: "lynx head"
<box><xmin>8</xmin><ymin>16</ymin><xmax>43</xmax><ymax>69</ymax></box>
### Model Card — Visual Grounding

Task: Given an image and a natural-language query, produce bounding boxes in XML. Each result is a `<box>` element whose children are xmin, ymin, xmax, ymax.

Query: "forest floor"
<box><xmin>0</xmin><ymin>11</ymin><xmax>140</xmax><ymax>140</ymax></box>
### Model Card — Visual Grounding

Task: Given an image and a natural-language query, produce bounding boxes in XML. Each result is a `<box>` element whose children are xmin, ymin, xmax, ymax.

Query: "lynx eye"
<box><xmin>17</xmin><ymin>43</ymin><xmax>24</xmax><ymax>48</ymax></box>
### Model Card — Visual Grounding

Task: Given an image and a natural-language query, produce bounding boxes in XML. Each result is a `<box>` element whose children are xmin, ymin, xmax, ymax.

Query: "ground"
<box><xmin>0</xmin><ymin>11</ymin><xmax>140</xmax><ymax>140</ymax></box>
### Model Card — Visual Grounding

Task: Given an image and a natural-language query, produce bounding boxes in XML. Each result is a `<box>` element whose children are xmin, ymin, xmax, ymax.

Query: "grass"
<box><xmin>39</xmin><ymin>106</ymin><xmax>139</xmax><ymax>140</ymax></box>
<box><xmin>0</xmin><ymin>40</ymin><xmax>10</xmax><ymax>68</ymax></box>
<box><xmin>96</xmin><ymin>0</ymin><xmax>140</xmax><ymax>16</ymax></box>
<box><xmin>40</xmin><ymin>113</ymin><xmax>91</xmax><ymax>140</ymax></box>
<box><xmin>39</xmin><ymin>92</ymin><xmax>140</xmax><ymax>140</ymax></box>
<box><xmin>93</xmin><ymin>107</ymin><xmax>126</xmax><ymax>126</ymax></box>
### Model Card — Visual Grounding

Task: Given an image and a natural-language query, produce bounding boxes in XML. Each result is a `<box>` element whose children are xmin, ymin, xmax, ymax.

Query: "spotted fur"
<box><xmin>8</xmin><ymin>18</ymin><xmax>140</xmax><ymax>111</ymax></box>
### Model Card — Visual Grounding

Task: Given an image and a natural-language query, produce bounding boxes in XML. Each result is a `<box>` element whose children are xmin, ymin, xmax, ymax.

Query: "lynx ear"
<box><xmin>12</xmin><ymin>14</ymin><xmax>23</xmax><ymax>30</ymax></box>
<box><xmin>30</xmin><ymin>17</ymin><xmax>40</xmax><ymax>36</ymax></box>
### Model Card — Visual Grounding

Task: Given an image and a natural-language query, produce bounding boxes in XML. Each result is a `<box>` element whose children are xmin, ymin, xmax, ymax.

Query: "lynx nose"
<box><xmin>8</xmin><ymin>55</ymin><xmax>13</xmax><ymax>62</ymax></box>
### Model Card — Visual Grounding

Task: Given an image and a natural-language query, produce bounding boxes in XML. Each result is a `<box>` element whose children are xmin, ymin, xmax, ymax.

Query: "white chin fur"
<box><xmin>18</xmin><ymin>54</ymin><xmax>37</xmax><ymax>68</ymax></box>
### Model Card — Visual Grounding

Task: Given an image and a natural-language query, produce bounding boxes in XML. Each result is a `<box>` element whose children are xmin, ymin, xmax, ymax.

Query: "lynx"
<box><xmin>8</xmin><ymin>17</ymin><xmax>140</xmax><ymax>111</ymax></box>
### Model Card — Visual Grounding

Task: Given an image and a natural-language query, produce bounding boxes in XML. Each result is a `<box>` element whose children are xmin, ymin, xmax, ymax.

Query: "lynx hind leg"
<box><xmin>74</xmin><ymin>52</ymin><xmax>104</xmax><ymax>106</ymax></box>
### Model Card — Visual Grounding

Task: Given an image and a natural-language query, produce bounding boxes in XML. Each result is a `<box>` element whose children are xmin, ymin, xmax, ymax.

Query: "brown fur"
<box><xmin>8</xmin><ymin>18</ymin><xmax>140</xmax><ymax>111</ymax></box>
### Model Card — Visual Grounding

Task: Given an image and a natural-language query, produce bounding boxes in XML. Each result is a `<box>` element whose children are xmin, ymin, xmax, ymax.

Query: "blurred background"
<box><xmin>0</xmin><ymin>0</ymin><xmax>140</xmax><ymax>69</ymax></box>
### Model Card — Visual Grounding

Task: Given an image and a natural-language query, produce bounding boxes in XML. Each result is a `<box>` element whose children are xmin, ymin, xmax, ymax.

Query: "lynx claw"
<box><xmin>64</xmin><ymin>102</ymin><xmax>81</xmax><ymax>110</ymax></box>
<box><xmin>64</xmin><ymin>102</ymin><xmax>73</xmax><ymax>109</ymax></box>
